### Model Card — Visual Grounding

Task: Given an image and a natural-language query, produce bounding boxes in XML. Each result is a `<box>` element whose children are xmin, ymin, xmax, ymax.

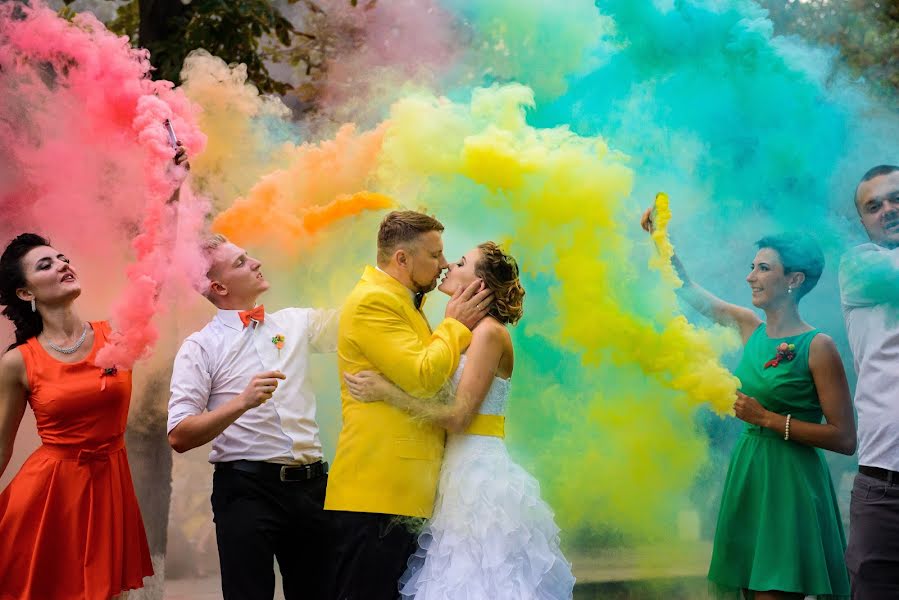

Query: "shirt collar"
<box><xmin>366</xmin><ymin>266</ymin><xmax>427</xmax><ymax>308</ymax></box>
<box><xmin>216</xmin><ymin>307</ymin><xmax>264</xmax><ymax>331</ymax></box>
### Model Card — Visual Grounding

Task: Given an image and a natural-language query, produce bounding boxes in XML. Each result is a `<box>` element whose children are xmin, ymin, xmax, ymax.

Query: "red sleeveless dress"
<box><xmin>0</xmin><ymin>322</ymin><xmax>153</xmax><ymax>599</ymax></box>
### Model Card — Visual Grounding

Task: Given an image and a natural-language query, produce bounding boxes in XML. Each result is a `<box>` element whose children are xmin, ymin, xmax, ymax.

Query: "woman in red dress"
<box><xmin>0</xmin><ymin>151</ymin><xmax>188</xmax><ymax>599</ymax></box>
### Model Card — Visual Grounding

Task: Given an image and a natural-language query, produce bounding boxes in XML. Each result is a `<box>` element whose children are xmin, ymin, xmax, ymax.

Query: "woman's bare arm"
<box><xmin>641</xmin><ymin>206</ymin><xmax>760</xmax><ymax>343</ymax></box>
<box><xmin>0</xmin><ymin>349</ymin><xmax>28</xmax><ymax>479</ymax></box>
<box><xmin>734</xmin><ymin>334</ymin><xmax>856</xmax><ymax>455</ymax></box>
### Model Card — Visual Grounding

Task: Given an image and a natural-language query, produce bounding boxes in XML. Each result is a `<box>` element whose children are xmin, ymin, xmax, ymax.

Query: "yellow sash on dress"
<box><xmin>463</xmin><ymin>414</ymin><xmax>505</xmax><ymax>438</ymax></box>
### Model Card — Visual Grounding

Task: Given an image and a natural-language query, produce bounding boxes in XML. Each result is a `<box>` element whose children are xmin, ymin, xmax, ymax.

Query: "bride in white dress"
<box><xmin>343</xmin><ymin>242</ymin><xmax>575</xmax><ymax>600</ymax></box>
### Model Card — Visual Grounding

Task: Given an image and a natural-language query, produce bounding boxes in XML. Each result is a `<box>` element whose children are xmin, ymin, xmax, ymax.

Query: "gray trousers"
<box><xmin>846</xmin><ymin>472</ymin><xmax>899</xmax><ymax>599</ymax></box>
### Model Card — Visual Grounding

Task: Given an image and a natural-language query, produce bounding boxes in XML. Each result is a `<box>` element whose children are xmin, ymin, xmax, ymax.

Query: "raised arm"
<box><xmin>308</xmin><ymin>308</ymin><xmax>340</xmax><ymax>354</ymax></box>
<box><xmin>734</xmin><ymin>334</ymin><xmax>856</xmax><ymax>455</ymax></box>
<box><xmin>0</xmin><ymin>349</ymin><xmax>28</xmax><ymax>479</ymax></box>
<box><xmin>839</xmin><ymin>244</ymin><xmax>899</xmax><ymax>309</ymax></box>
<box><xmin>165</xmin><ymin>144</ymin><xmax>190</xmax><ymax>205</ymax></box>
<box><xmin>344</xmin><ymin>322</ymin><xmax>507</xmax><ymax>433</ymax></box>
<box><xmin>105</xmin><ymin>147</ymin><xmax>191</xmax><ymax>342</ymax></box>
<box><xmin>641</xmin><ymin>205</ymin><xmax>760</xmax><ymax>343</ymax></box>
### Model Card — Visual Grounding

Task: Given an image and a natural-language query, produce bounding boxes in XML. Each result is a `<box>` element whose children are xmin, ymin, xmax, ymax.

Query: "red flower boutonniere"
<box><xmin>272</xmin><ymin>334</ymin><xmax>285</xmax><ymax>357</ymax></box>
<box><xmin>764</xmin><ymin>342</ymin><xmax>796</xmax><ymax>369</ymax></box>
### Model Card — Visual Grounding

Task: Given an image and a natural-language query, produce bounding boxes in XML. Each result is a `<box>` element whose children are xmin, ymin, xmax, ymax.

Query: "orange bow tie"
<box><xmin>238</xmin><ymin>305</ymin><xmax>265</xmax><ymax>328</ymax></box>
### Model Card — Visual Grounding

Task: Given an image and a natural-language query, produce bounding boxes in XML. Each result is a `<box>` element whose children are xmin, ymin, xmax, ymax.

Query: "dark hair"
<box><xmin>475</xmin><ymin>242</ymin><xmax>525</xmax><ymax>325</ymax></box>
<box><xmin>377</xmin><ymin>211</ymin><xmax>444</xmax><ymax>264</ymax></box>
<box><xmin>859</xmin><ymin>164</ymin><xmax>899</xmax><ymax>184</ymax></box>
<box><xmin>0</xmin><ymin>233</ymin><xmax>51</xmax><ymax>349</ymax></box>
<box><xmin>755</xmin><ymin>233</ymin><xmax>824</xmax><ymax>300</ymax></box>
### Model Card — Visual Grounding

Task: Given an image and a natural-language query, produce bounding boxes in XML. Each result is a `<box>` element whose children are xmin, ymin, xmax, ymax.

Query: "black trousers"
<box><xmin>846</xmin><ymin>472</ymin><xmax>899</xmax><ymax>600</ymax></box>
<box><xmin>329</xmin><ymin>511</ymin><xmax>419</xmax><ymax>600</ymax></box>
<box><xmin>211</xmin><ymin>467</ymin><xmax>332</xmax><ymax>600</ymax></box>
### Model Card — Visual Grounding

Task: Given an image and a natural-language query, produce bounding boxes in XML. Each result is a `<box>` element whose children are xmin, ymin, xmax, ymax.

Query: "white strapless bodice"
<box><xmin>450</xmin><ymin>354</ymin><xmax>510</xmax><ymax>417</ymax></box>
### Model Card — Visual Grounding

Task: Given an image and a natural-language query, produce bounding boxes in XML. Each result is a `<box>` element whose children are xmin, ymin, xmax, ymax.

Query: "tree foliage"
<box><xmin>57</xmin><ymin>1</ymin><xmax>898</xmax><ymax>108</ymax></box>
<box><xmin>64</xmin><ymin>0</ymin><xmax>324</xmax><ymax>94</ymax></box>
<box><xmin>760</xmin><ymin>0</ymin><xmax>899</xmax><ymax>101</ymax></box>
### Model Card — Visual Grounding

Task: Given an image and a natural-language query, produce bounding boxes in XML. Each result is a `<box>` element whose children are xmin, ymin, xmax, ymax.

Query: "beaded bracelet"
<box><xmin>784</xmin><ymin>414</ymin><xmax>792</xmax><ymax>441</ymax></box>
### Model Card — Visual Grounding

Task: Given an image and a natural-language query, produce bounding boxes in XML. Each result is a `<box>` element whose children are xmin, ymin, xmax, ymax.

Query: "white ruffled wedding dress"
<box><xmin>398</xmin><ymin>355</ymin><xmax>575</xmax><ymax>599</ymax></box>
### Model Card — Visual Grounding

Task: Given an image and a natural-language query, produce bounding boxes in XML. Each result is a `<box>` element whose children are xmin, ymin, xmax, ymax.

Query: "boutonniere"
<box><xmin>764</xmin><ymin>342</ymin><xmax>796</xmax><ymax>369</ymax></box>
<box><xmin>271</xmin><ymin>334</ymin><xmax>285</xmax><ymax>357</ymax></box>
<box><xmin>99</xmin><ymin>367</ymin><xmax>118</xmax><ymax>391</ymax></box>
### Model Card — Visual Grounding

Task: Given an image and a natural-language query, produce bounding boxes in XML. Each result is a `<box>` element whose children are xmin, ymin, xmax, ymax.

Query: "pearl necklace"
<box><xmin>46</xmin><ymin>323</ymin><xmax>89</xmax><ymax>355</ymax></box>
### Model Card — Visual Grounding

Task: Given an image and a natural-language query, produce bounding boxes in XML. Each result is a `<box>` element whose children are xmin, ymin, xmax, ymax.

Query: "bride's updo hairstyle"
<box><xmin>474</xmin><ymin>242</ymin><xmax>525</xmax><ymax>325</ymax></box>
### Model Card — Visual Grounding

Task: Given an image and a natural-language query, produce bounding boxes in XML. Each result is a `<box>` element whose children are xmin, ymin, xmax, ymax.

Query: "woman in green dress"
<box><xmin>642</xmin><ymin>208</ymin><xmax>855</xmax><ymax>600</ymax></box>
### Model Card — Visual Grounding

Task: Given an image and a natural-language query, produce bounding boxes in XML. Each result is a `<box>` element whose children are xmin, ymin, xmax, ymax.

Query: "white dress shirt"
<box><xmin>840</xmin><ymin>243</ymin><xmax>899</xmax><ymax>471</ymax></box>
<box><xmin>168</xmin><ymin>307</ymin><xmax>338</xmax><ymax>464</ymax></box>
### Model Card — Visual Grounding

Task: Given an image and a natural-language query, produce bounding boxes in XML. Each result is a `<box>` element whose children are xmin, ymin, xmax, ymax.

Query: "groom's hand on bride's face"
<box><xmin>445</xmin><ymin>279</ymin><xmax>494</xmax><ymax>330</ymax></box>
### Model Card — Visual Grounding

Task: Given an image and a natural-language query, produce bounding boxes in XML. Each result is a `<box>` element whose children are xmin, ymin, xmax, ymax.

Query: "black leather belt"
<box><xmin>215</xmin><ymin>460</ymin><xmax>328</xmax><ymax>482</ymax></box>
<box><xmin>860</xmin><ymin>465</ymin><xmax>899</xmax><ymax>485</ymax></box>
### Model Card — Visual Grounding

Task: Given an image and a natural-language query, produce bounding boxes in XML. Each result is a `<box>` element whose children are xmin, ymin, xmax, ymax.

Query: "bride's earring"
<box><xmin>31</xmin><ymin>298</ymin><xmax>36</xmax><ymax>312</ymax></box>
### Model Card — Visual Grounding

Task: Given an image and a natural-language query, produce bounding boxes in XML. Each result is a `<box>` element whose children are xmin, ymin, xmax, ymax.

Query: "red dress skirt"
<box><xmin>0</xmin><ymin>322</ymin><xmax>153</xmax><ymax>599</ymax></box>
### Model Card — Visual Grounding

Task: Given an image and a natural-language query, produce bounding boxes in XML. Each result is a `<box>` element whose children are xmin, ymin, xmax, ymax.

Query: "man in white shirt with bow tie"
<box><xmin>167</xmin><ymin>234</ymin><xmax>337</xmax><ymax>600</ymax></box>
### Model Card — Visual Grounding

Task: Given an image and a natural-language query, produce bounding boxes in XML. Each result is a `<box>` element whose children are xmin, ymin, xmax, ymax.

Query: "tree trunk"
<box><xmin>125</xmin><ymin>365</ymin><xmax>174</xmax><ymax>600</ymax></box>
<box><xmin>138</xmin><ymin>0</ymin><xmax>191</xmax><ymax>84</ymax></box>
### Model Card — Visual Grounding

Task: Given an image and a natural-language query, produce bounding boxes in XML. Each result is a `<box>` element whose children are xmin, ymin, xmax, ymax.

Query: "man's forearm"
<box><xmin>384</xmin><ymin>384</ymin><xmax>454</xmax><ymax>424</ymax></box>
<box><xmin>168</xmin><ymin>396</ymin><xmax>247</xmax><ymax>453</ymax></box>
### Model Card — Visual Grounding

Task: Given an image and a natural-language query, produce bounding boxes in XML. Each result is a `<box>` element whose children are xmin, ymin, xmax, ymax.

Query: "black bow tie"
<box><xmin>414</xmin><ymin>291</ymin><xmax>425</xmax><ymax>310</ymax></box>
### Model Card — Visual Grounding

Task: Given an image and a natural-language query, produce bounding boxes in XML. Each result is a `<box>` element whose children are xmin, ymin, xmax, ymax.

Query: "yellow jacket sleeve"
<box><xmin>352</xmin><ymin>295</ymin><xmax>472</xmax><ymax>397</ymax></box>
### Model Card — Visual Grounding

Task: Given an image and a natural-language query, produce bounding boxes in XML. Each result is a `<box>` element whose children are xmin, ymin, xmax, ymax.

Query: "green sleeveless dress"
<box><xmin>707</xmin><ymin>324</ymin><xmax>850</xmax><ymax>599</ymax></box>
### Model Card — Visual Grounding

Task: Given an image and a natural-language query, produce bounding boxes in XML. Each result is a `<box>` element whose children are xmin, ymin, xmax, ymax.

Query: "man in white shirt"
<box><xmin>841</xmin><ymin>164</ymin><xmax>899</xmax><ymax>599</ymax></box>
<box><xmin>168</xmin><ymin>234</ymin><xmax>337</xmax><ymax>600</ymax></box>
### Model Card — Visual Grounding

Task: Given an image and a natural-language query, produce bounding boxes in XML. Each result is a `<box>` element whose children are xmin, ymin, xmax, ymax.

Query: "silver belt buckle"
<box><xmin>280</xmin><ymin>464</ymin><xmax>310</xmax><ymax>482</ymax></box>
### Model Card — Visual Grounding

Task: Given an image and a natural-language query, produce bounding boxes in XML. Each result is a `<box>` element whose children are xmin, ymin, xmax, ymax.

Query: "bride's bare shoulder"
<box><xmin>471</xmin><ymin>317</ymin><xmax>511</xmax><ymax>350</ymax></box>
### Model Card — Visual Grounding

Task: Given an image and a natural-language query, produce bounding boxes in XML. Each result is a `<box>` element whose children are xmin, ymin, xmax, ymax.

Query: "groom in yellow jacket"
<box><xmin>326</xmin><ymin>210</ymin><xmax>492</xmax><ymax>600</ymax></box>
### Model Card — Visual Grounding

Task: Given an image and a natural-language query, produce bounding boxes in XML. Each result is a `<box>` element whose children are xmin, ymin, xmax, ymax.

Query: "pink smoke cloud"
<box><xmin>0</xmin><ymin>2</ymin><xmax>208</xmax><ymax>369</ymax></box>
<box><xmin>314</xmin><ymin>0</ymin><xmax>461</xmax><ymax>124</ymax></box>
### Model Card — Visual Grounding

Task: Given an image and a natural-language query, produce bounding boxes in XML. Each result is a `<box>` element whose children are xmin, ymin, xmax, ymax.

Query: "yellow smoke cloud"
<box><xmin>379</xmin><ymin>84</ymin><xmax>738</xmax><ymax>412</ymax></box>
<box><xmin>375</xmin><ymin>83</ymin><xmax>740</xmax><ymax>534</ymax></box>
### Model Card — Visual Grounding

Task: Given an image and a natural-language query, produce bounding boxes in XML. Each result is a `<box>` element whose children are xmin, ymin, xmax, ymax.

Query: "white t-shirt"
<box><xmin>840</xmin><ymin>243</ymin><xmax>899</xmax><ymax>471</ymax></box>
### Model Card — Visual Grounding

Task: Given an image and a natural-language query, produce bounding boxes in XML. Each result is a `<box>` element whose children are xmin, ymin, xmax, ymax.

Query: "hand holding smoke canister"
<box><xmin>164</xmin><ymin>119</ymin><xmax>190</xmax><ymax>164</ymax></box>
<box><xmin>163</xmin><ymin>119</ymin><xmax>190</xmax><ymax>202</ymax></box>
<box><xmin>163</xmin><ymin>118</ymin><xmax>179</xmax><ymax>150</ymax></box>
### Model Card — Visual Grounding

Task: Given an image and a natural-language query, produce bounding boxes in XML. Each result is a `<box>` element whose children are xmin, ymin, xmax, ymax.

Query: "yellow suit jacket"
<box><xmin>324</xmin><ymin>266</ymin><xmax>472</xmax><ymax>518</ymax></box>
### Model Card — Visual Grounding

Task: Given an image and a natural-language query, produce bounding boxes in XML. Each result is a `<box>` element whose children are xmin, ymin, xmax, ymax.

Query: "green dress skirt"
<box><xmin>707</xmin><ymin>324</ymin><xmax>850</xmax><ymax>599</ymax></box>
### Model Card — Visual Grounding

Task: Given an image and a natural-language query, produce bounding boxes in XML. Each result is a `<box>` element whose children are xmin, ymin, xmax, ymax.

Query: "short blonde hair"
<box><xmin>200</xmin><ymin>234</ymin><xmax>229</xmax><ymax>298</ymax></box>
<box><xmin>201</xmin><ymin>233</ymin><xmax>229</xmax><ymax>256</ymax></box>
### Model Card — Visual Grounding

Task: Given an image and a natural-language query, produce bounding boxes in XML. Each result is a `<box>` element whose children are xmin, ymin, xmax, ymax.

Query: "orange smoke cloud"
<box><xmin>211</xmin><ymin>123</ymin><xmax>389</xmax><ymax>249</ymax></box>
